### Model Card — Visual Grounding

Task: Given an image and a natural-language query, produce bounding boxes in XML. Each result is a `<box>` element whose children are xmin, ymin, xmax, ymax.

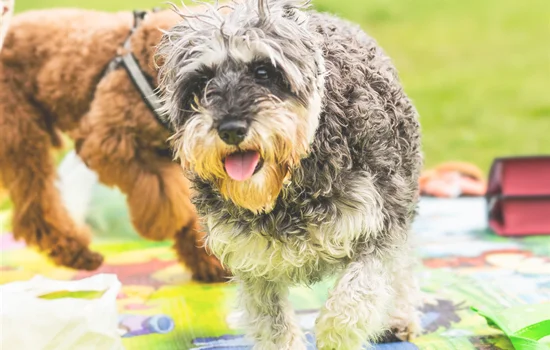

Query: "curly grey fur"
<box><xmin>157</xmin><ymin>0</ymin><xmax>422</xmax><ymax>348</ymax></box>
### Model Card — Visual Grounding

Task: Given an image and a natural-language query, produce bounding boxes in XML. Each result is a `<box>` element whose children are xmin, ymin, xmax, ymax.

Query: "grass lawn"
<box><xmin>14</xmin><ymin>0</ymin><xmax>550</xmax><ymax>171</ymax></box>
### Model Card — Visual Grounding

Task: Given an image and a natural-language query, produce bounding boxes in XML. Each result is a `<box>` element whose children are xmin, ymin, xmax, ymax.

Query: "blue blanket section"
<box><xmin>191</xmin><ymin>334</ymin><xmax>418</xmax><ymax>350</ymax></box>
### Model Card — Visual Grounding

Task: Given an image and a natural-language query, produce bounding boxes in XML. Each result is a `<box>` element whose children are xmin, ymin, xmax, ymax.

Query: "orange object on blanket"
<box><xmin>420</xmin><ymin>161</ymin><xmax>487</xmax><ymax>198</ymax></box>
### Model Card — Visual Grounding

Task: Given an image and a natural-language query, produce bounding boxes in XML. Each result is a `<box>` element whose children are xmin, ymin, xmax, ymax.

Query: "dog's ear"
<box><xmin>132</xmin><ymin>10</ymin><xmax>182</xmax><ymax>81</ymax></box>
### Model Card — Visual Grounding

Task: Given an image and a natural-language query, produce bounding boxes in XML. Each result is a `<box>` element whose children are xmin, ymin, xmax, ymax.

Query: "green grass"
<box><xmin>15</xmin><ymin>0</ymin><xmax>550</xmax><ymax>171</ymax></box>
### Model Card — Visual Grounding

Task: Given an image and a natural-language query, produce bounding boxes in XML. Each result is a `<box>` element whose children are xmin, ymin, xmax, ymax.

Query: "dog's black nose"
<box><xmin>217</xmin><ymin>120</ymin><xmax>248</xmax><ymax>145</ymax></box>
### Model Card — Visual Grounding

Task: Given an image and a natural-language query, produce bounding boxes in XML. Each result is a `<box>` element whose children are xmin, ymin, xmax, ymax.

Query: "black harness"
<box><xmin>103</xmin><ymin>10</ymin><xmax>172</xmax><ymax>131</ymax></box>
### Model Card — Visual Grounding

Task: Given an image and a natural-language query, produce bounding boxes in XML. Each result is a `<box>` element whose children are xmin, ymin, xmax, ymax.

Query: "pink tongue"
<box><xmin>224</xmin><ymin>151</ymin><xmax>260</xmax><ymax>181</ymax></box>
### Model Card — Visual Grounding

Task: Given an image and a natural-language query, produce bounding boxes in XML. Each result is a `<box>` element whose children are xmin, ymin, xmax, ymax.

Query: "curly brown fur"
<box><xmin>0</xmin><ymin>8</ymin><xmax>228</xmax><ymax>281</ymax></box>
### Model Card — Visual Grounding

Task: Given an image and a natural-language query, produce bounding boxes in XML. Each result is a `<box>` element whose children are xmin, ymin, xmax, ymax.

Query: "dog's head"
<box><xmin>157</xmin><ymin>0</ymin><xmax>325</xmax><ymax>213</ymax></box>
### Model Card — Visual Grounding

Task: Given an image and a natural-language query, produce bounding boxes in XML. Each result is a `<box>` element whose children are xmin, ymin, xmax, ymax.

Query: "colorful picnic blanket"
<box><xmin>1</xmin><ymin>187</ymin><xmax>549</xmax><ymax>349</ymax></box>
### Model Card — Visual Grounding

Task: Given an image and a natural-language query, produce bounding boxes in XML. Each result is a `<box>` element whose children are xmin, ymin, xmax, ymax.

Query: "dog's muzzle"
<box><xmin>217</xmin><ymin>119</ymin><xmax>248</xmax><ymax>145</ymax></box>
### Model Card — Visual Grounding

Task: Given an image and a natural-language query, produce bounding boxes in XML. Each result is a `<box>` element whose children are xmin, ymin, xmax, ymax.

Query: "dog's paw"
<box><xmin>315</xmin><ymin>331</ymin><xmax>365</xmax><ymax>350</ymax></box>
<box><xmin>191</xmin><ymin>254</ymin><xmax>231</xmax><ymax>283</ymax></box>
<box><xmin>389</xmin><ymin>314</ymin><xmax>422</xmax><ymax>342</ymax></box>
<box><xmin>251</xmin><ymin>337</ymin><xmax>307</xmax><ymax>350</ymax></box>
<box><xmin>67</xmin><ymin>249</ymin><xmax>104</xmax><ymax>271</ymax></box>
<box><xmin>315</xmin><ymin>312</ymin><xmax>367</xmax><ymax>350</ymax></box>
<box><xmin>49</xmin><ymin>237</ymin><xmax>104</xmax><ymax>271</ymax></box>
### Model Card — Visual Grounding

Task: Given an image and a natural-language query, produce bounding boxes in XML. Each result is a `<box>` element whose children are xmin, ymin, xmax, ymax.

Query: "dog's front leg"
<box><xmin>75</xmin><ymin>89</ymin><xmax>227</xmax><ymax>282</ymax></box>
<box><xmin>387</xmin><ymin>247</ymin><xmax>422</xmax><ymax>341</ymax></box>
<box><xmin>315</xmin><ymin>252</ymin><xmax>395</xmax><ymax>350</ymax></box>
<box><xmin>238</xmin><ymin>277</ymin><xmax>306</xmax><ymax>350</ymax></box>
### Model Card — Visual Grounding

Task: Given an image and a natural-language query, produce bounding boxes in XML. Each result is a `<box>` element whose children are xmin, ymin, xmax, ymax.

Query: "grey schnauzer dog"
<box><xmin>157</xmin><ymin>0</ymin><xmax>422</xmax><ymax>348</ymax></box>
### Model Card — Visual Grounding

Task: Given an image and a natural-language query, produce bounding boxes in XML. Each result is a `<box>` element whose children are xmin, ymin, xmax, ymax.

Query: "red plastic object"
<box><xmin>486</xmin><ymin>156</ymin><xmax>550</xmax><ymax>236</ymax></box>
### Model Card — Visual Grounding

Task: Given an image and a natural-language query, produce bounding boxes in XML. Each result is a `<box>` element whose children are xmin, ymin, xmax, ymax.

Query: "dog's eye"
<box><xmin>254</xmin><ymin>65</ymin><xmax>271</xmax><ymax>80</ymax></box>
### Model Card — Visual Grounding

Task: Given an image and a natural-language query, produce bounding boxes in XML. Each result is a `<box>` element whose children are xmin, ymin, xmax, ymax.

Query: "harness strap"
<box><xmin>104</xmin><ymin>10</ymin><xmax>172</xmax><ymax>132</ymax></box>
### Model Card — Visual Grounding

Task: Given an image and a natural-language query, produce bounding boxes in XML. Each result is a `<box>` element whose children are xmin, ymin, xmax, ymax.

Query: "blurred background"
<box><xmin>14</xmin><ymin>0</ymin><xmax>550</xmax><ymax>171</ymax></box>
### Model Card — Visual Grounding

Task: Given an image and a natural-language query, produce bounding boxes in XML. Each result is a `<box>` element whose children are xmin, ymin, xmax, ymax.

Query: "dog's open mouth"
<box><xmin>224</xmin><ymin>151</ymin><xmax>263</xmax><ymax>181</ymax></box>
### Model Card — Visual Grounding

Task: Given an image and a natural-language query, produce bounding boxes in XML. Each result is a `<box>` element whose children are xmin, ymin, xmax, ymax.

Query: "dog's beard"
<box><xmin>173</xmin><ymin>102</ymin><xmax>312</xmax><ymax>213</ymax></box>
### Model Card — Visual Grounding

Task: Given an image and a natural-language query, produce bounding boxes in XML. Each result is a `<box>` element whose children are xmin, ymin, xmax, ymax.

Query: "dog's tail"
<box><xmin>0</xmin><ymin>0</ymin><xmax>14</xmax><ymax>52</ymax></box>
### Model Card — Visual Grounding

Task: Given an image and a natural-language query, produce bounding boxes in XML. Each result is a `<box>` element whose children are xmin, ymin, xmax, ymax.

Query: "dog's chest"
<box><xmin>205</xmin><ymin>203</ymin><xmax>377</xmax><ymax>283</ymax></box>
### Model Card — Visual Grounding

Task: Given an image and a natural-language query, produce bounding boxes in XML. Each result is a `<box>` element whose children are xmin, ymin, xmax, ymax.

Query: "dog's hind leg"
<box><xmin>0</xmin><ymin>77</ymin><xmax>103</xmax><ymax>270</ymax></box>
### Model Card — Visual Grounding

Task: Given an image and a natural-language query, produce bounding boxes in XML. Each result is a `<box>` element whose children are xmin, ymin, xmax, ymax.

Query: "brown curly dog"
<box><xmin>0</xmin><ymin>8</ymin><xmax>228</xmax><ymax>282</ymax></box>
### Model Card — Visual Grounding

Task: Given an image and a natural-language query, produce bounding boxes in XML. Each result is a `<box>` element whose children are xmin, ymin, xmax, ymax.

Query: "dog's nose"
<box><xmin>217</xmin><ymin>120</ymin><xmax>248</xmax><ymax>145</ymax></box>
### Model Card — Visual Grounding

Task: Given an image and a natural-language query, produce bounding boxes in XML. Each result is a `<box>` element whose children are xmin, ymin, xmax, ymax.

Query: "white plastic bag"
<box><xmin>0</xmin><ymin>274</ymin><xmax>124</xmax><ymax>350</ymax></box>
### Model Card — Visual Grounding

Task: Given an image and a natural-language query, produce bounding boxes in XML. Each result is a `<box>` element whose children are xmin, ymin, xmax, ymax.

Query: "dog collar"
<box><xmin>103</xmin><ymin>10</ymin><xmax>173</xmax><ymax>132</ymax></box>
